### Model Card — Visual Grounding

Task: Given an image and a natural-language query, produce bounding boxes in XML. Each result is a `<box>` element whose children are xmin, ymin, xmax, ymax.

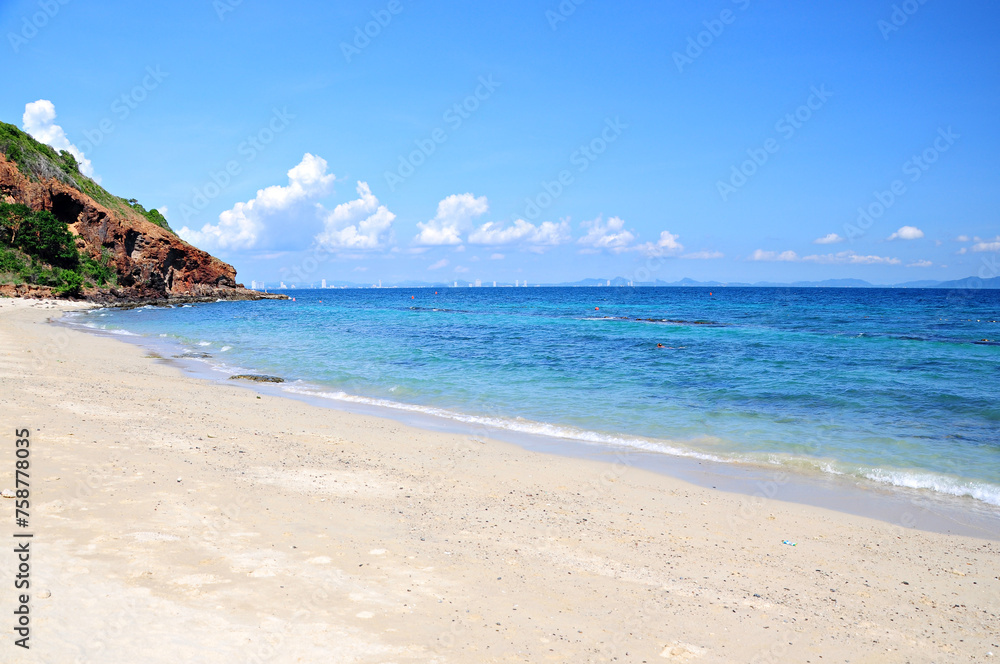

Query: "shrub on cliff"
<box><xmin>0</xmin><ymin>246</ymin><xmax>24</xmax><ymax>275</ymax></box>
<box><xmin>0</xmin><ymin>202</ymin><xmax>79</xmax><ymax>269</ymax></box>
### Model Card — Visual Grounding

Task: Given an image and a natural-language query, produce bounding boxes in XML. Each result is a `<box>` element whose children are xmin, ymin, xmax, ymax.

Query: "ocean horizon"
<box><xmin>70</xmin><ymin>286</ymin><xmax>1000</xmax><ymax>512</ymax></box>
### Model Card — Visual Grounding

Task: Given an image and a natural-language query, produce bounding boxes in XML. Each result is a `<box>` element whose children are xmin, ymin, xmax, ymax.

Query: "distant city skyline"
<box><xmin>3</xmin><ymin>1</ymin><xmax>998</xmax><ymax>285</ymax></box>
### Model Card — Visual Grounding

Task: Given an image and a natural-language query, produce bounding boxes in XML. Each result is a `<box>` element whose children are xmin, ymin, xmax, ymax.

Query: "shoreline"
<box><xmin>60</xmin><ymin>303</ymin><xmax>1000</xmax><ymax>540</ymax></box>
<box><xmin>2</xmin><ymin>298</ymin><xmax>998</xmax><ymax>662</ymax></box>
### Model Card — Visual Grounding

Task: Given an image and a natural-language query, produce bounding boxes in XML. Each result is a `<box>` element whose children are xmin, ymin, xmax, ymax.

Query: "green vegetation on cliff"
<box><xmin>0</xmin><ymin>121</ymin><xmax>173</xmax><ymax>233</ymax></box>
<box><xmin>0</xmin><ymin>202</ymin><xmax>117</xmax><ymax>297</ymax></box>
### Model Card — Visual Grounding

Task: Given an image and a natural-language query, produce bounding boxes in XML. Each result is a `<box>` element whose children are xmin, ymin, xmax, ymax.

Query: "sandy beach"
<box><xmin>0</xmin><ymin>298</ymin><xmax>997</xmax><ymax>663</ymax></box>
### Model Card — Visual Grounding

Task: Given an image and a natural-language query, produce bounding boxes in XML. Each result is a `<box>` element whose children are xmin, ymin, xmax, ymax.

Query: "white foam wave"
<box><xmin>864</xmin><ymin>469</ymin><xmax>1000</xmax><ymax>507</ymax></box>
<box><xmin>105</xmin><ymin>328</ymin><xmax>139</xmax><ymax>336</ymax></box>
<box><xmin>281</xmin><ymin>384</ymin><xmax>727</xmax><ymax>464</ymax></box>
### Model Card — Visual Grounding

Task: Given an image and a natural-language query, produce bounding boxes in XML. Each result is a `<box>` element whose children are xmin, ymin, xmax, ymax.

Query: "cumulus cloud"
<box><xmin>907</xmin><ymin>260</ymin><xmax>933</xmax><ymax>268</ymax></box>
<box><xmin>414</xmin><ymin>193</ymin><xmax>488</xmax><ymax>245</ymax></box>
<box><xmin>315</xmin><ymin>181</ymin><xmax>395</xmax><ymax>250</ymax></box>
<box><xmin>972</xmin><ymin>236</ymin><xmax>1000</xmax><ymax>253</ymax></box>
<box><xmin>428</xmin><ymin>259</ymin><xmax>449</xmax><ymax>270</ymax></box>
<box><xmin>577</xmin><ymin>216</ymin><xmax>636</xmax><ymax>254</ymax></box>
<box><xmin>955</xmin><ymin>235</ymin><xmax>970</xmax><ymax>242</ymax></box>
<box><xmin>814</xmin><ymin>233</ymin><xmax>843</xmax><ymax>245</ymax></box>
<box><xmin>490</xmin><ymin>253</ymin><xmax>505</xmax><ymax>260</ymax></box>
<box><xmin>454</xmin><ymin>265</ymin><xmax>469</xmax><ymax>273</ymax></box>
<box><xmin>469</xmin><ymin>218</ymin><xmax>571</xmax><ymax>251</ymax></box>
<box><xmin>887</xmin><ymin>226</ymin><xmax>924</xmax><ymax>241</ymax></box>
<box><xmin>957</xmin><ymin>247</ymin><xmax>968</xmax><ymax>255</ymax></box>
<box><xmin>634</xmin><ymin>230</ymin><xmax>684</xmax><ymax>258</ymax></box>
<box><xmin>749</xmin><ymin>249</ymin><xmax>800</xmax><ymax>262</ymax></box>
<box><xmin>179</xmin><ymin>153</ymin><xmax>336</xmax><ymax>251</ymax></box>
<box><xmin>22</xmin><ymin>100</ymin><xmax>98</xmax><ymax>182</ymax></box>
<box><xmin>682</xmin><ymin>250</ymin><xmax>724</xmax><ymax>260</ymax></box>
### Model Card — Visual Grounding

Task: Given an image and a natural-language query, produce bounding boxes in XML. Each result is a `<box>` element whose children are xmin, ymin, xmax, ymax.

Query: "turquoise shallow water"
<box><xmin>72</xmin><ymin>287</ymin><xmax>1000</xmax><ymax>508</ymax></box>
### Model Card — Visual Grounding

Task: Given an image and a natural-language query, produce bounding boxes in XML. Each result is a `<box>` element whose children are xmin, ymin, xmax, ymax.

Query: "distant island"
<box><xmin>0</xmin><ymin>121</ymin><xmax>280</xmax><ymax>304</ymax></box>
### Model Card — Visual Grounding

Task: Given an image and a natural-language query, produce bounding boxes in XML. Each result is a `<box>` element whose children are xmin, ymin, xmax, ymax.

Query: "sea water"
<box><xmin>71</xmin><ymin>287</ymin><xmax>1000</xmax><ymax>509</ymax></box>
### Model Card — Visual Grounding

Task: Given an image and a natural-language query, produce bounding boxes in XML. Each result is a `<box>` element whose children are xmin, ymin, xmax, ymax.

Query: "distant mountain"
<box><xmin>753</xmin><ymin>278</ymin><xmax>876</xmax><ymax>288</ymax></box>
<box><xmin>893</xmin><ymin>280</ymin><xmax>944</xmax><ymax>288</ymax></box>
<box><xmin>933</xmin><ymin>276</ymin><xmax>1000</xmax><ymax>290</ymax></box>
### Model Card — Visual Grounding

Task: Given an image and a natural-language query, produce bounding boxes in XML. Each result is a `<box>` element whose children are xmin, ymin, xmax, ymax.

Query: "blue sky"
<box><xmin>3</xmin><ymin>0</ymin><xmax>999</xmax><ymax>285</ymax></box>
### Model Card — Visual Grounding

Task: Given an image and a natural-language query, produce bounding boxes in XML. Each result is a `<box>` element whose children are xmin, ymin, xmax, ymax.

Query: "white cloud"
<box><xmin>454</xmin><ymin>265</ymin><xmax>469</xmax><ymax>273</ymax></box>
<box><xmin>887</xmin><ymin>225</ymin><xmax>924</xmax><ymax>241</ymax></box>
<box><xmin>682</xmin><ymin>250</ymin><xmax>724</xmax><ymax>260</ymax></box>
<box><xmin>957</xmin><ymin>247</ymin><xmax>968</xmax><ymax>255</ymax></box>
<box><xmin>972</xmin><ymin>237</ymin><xmax>1000</xmax><ymax>253</ymax></box>
<box><xmin>414</xmin><ymin>193</ymin><xmax>488</xmax><ymax>245</ymax></box>
<box><xmin>428</xmin><ymin>259</ymin><xmax>449</xmax><ymax>270</ymax></box>
<box><xmin>22</xmin><ymin>100</ymin><xmax>98</xmax><ymax>182</ymax></box>
<box><xmin>749</xmin><ymin>249</ymin><xmax>800</xmax><ymax>262</ymax></box>
<box><xmin>748</xmin><ymin>249</ymin><xmax>900</xmax><ymax>265</ymax></box>
<box><xmin>955</xmin><ymin>235</ymin><xmax>970</xmax><ymax>242</ymax></box>
<box><xmin>577</xmin><ymin>216</ymin><xmax>636</xmax><ymax>253</ymax></box>
<box><xmin>490</xmin><ymin>253</ymin><xmax>505</xmax><ymax>260</ymax></box>
<box><xmin>158</xmin><ymin>206</ymin><xmax>169</xmax><ymax>220</ymax></box>
<box><xmin>469</xmin><ymin>218</ymin><xmax>571</xmax><ymax>250</ymax></box>
<box><xmin>907</xmin><ymin>260</ymin><xmax>933</xmax><ymax>268</ymax></box>
<box><xmin>634</xmin><ymin>230</ymin><xmax>684</xmax><ymax>258</ymax></box>
<box><xmin>814</xmin><ymin>233</ymin><xmax>843</xmax><ymax>245</ymax></box>
<box><xmin>315</xmin><ymin>181</ymin><xmax>395</xmax><ymax>250</ymax></box>
<box><xmin>802</xmin><ymin>251</ymin><xmax>901</xmax><ymax>265</ymax></box>
<box><xmin>179</xmin><ymin>153</ymin><xmax>336</xmax><ymax>251</ymax></box>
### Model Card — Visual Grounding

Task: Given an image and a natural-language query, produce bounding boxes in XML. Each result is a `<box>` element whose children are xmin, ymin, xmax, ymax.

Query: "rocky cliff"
<box><xmin>0</xmin><ymin>152</ymin><xmax>261</xmax><ymax>301</ymax></box>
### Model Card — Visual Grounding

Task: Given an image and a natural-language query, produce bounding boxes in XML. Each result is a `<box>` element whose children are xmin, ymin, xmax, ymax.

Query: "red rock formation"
<box><xmin>1</xmin><ymin>154</ymin><xmax>243</xmax><ymax>299</ymax></box>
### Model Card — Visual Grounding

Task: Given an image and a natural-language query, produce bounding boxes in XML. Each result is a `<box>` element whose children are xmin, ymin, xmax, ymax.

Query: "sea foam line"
<box><xmin>283</xmin><ymin>385</ymin><xmax>1000</xmax><ymax>508</ymax></box>
<box><xmin>281</xmin><ymin>383</ymin><xmax>727</xmax><ymax>463</ymax></box>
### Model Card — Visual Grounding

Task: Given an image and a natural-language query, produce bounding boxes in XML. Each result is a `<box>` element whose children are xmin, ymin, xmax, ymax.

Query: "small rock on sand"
<box><xmin>228</xmin><ymin>374</ymin><xmax>285</xmax><ymax>383</ymax></box>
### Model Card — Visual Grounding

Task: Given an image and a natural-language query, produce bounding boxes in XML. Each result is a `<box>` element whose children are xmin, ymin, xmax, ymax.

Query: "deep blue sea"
<box><xmin>70</xmin><ymin>287</ymin><xmax>1000</xmax><ymax>508</ymax></box>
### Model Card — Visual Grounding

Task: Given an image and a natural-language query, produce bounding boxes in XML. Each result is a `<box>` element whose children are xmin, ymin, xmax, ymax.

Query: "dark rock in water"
<box><xmin>229</xmin><ymin>374</ymin><xmax>284</xmax><ymax>383</ymax></box>
<box><xmin>174</xmin><ymin>352</ymin><xmax>211</xmax><ymax>359</ymax></box>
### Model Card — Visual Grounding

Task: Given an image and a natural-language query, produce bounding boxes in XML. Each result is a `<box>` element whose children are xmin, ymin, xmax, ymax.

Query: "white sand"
<box><xmin>0</xmin><ymin>298</ymin><xmax>997</xmax><ymax>663</ymax></box>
